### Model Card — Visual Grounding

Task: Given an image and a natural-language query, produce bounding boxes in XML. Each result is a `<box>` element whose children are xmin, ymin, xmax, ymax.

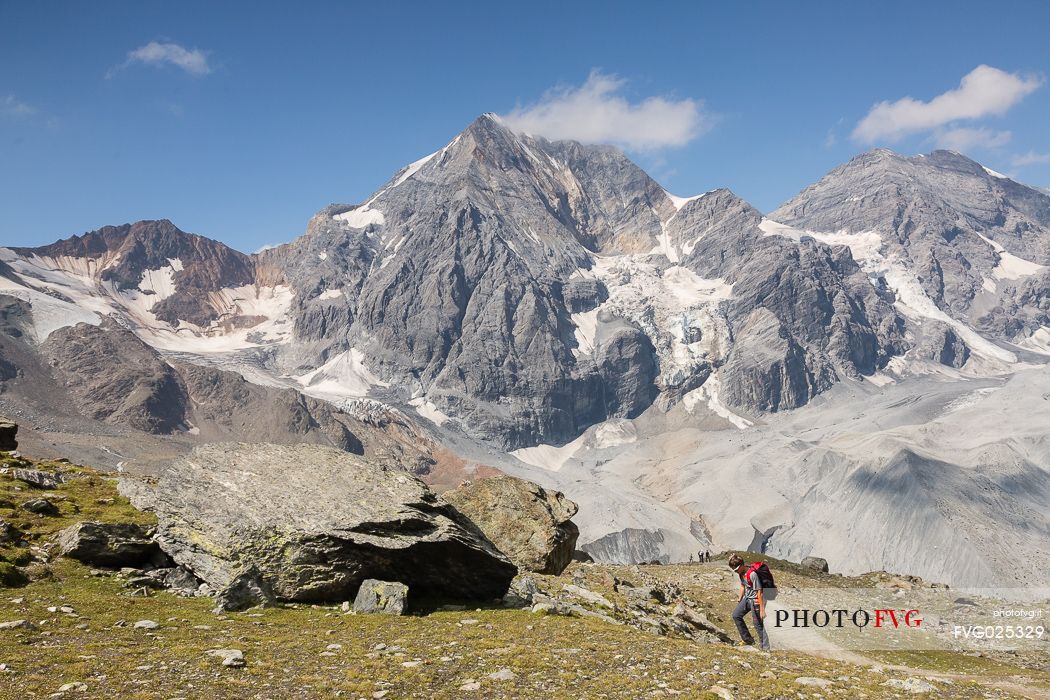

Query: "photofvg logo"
<box><xmin>764</xmin><ymin>588</ymin><xmax>1050</xmax><ymax>652</ymax></box>
<box><xmin>774</xmin><ymin>608</ymin><xmax>922</xmax><ymax>629</ymax></box>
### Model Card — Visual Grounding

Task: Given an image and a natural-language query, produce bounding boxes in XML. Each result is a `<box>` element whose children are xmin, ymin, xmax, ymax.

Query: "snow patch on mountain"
<box><xmin>138</xmin><ymin>283</ymin><xmax>295</xmax><ymax>353</ymax></box>
<box><xmin>1016</xmin><ymin>326</ymin><xmax>1050</xmax><ymax>355</ymax></box>
<box><xmin>408</xmin><ymin>396</ymin><xmax>450</xmax><ymax>426</ymax></box>
<box><xmin>974</xmin><ymin>231</ymin><xmax>1046</xmax><ymax>280</ymax></box>
<box><xmin>334</xmin><ymin>205</ymin><xmax>385</xmax><ymax>229</ymax></box>
<box><xmin>570</xmin><ymin>307</ymin><xmax>599</xmax><ymax>358</ymax></box>
<box><xmin>294</xmin><ymin>348</ymin><xmax>389</xmax><ymax>400</ymax></box>
<box><xmin>0</xmin><ymin>282</ymin><xmax>102</xmax><ymax>341</ymax></box>
<box><xmin>664</xmin><ymin>190</ymin><xmax>707</xmax><ymax>211</ymax></box>
<box><xmin>511</xmin><ymin>432</ymin><xmax>587</xmax><ymax>472</ymax></box>
<box><xmin>682</xmin><ymin>373</ymin><xmax>752</xmax><ymax>429</ymax></box>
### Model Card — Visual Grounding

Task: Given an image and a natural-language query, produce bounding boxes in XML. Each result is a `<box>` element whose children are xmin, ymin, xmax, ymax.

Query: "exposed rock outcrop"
<box><xmin>913</xmin><ymin>321</ymin><xmax>970</xmax><ymax>368</ymax></box>
<box><xmin>124</xmin><ymin>443</ymin><xmax>516</xmax><ymax>604</ymax></box>
<box><xmin>57</xmin><ymin>522</ymin><xmax>162</xmax><ymax>568</ymax></box>
<box><xmin>801</xmin><ymin>556</ymin><xmax>829</xmax><ymax>573</ymax></box>
<box><xmin>443</xmin><ymin>475</ymin><xmax>580</xmax><ymax>575</ymax></box>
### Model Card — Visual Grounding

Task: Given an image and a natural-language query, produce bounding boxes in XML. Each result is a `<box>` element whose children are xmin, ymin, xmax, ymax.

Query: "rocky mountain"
<box><xmin>770</xmin><ymin>149</ymin><xmax>1050</xmax><ymax>354</ymax></box>
<box><xmin>2</xmin><ymin>116</ymin><xmax>1049</xmax><ymax>587</ymax></box>
<box><xmin>254</xmin><ymin>114</ymin><xmax>907</xmax><ymax>447</ymax></box>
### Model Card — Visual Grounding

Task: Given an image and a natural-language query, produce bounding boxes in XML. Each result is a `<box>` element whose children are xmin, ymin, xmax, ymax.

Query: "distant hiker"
<box><xmin>729</xmin><ymin>554</ymin><xmax>772</xmax><ymax>651</ymax></box>
<box><xmin>704</xmin><ymin>550</ymin><xmax>710</xmax><ymax>562</ymax></box>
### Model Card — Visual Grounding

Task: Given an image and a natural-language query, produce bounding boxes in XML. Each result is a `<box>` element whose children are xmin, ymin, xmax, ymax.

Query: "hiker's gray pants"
<box><xmin>732</xmin><ymin>598</ymin><xmax>770</xmax><ymax>650</ymax></box>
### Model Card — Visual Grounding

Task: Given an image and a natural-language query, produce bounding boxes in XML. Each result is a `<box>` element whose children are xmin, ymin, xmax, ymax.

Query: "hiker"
<box><xmin>729</xmin><ymin>554</ymin><xmax>771</xmax><ymax>651</ymax></box>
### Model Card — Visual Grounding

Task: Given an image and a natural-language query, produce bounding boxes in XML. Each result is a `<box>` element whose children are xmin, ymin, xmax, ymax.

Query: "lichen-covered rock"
<box><xmin>352</xmin><ymin>579</ymin><xmax>408</xmax><ymax>615</ymax></box>
<box><xmin>443</xmin><ymin>475</ymin><xmax>579</xmax><ymax>575</ymax></box>
<box><xmin>124</xmin><ymin>443</ymin><xmax>516</xmax><ymax>604</ymax></box>
<box><xmin>57</xmin><ymin>522</ymin><xmax>160</xmax><ymax>567</ymax></box>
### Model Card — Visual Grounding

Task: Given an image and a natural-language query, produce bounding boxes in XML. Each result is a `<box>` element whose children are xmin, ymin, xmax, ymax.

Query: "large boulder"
<box><xmin>0</xmin><ymin>419</ymin><xmax>16</xmax><ymax>452</ymax></box>
<box><xmin>123</xmin><ymin>443</ymin><xmax>516</xmax><ymax>604</ymax></box>
<box><xmin>801</xmin><ymin>556</ymin><xmax>830</xmax><ymax>573</ymax></box>
<box><xmin>57</xmin><ymin>522</ymin><xmax>161</xmax><ymax>567</ymax></box>
<box><xmin>443</xmin><ymin>475</ymin><xmax>580</xmax><ymax>575</ymax></box>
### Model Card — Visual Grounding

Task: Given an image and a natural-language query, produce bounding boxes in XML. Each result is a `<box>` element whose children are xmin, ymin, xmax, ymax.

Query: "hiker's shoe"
<box><xmin>735</xmin><ymin>640</ymin><xmax>754</xmax><ymax>647</ymax></box>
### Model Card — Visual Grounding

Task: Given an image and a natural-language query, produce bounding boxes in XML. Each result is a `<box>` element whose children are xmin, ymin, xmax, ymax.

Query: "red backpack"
<box><xmin>745</xmin><ymin>561</ymin><xmax>776</xmax><ymax>589</ymax></box>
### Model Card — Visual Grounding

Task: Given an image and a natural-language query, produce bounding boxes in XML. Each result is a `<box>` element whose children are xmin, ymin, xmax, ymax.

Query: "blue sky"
<box><xmin>2</xmin><ymin>1</ymin><xmax>1049</xmax><ymax>253</ymax></box>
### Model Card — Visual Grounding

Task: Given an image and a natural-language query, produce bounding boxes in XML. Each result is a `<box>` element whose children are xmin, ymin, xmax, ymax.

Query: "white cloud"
<box><xmin>110</xmin><ymin>41</ymin><xmax>211</xmax><ymax>77</ymax></box>
<box><xmin>853</xmin><ymin>65</ymin><xmax>1041</xmax><ymax>143</ymax></box>
<box><xmin>501</xmin><ymin>71</ymin><xmax>710</xmax><ymax>151</ymax></box>
<box><xmin>254</xmin><ymin>243</ymin><xmax>282</xmax><ymax>253</ymax></box>
<box><xmin>1011</xmin><ymin>151</ymin><xmax>1050</xmax><ymax>168</ymax></box>
<box><xmin>2</xmin><ymin>94</ymin><xmax>37</xmax><ymax>117</ymax></box>
<box><xmin>933</xmin><ymin>126</ymin><xmax>1012</xmax><ymax>151</ymax></box>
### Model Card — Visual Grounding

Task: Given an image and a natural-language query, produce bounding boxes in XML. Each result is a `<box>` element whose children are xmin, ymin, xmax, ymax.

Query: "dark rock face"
<box><xmin>57</xmin><ymin>522</ymin><xmax>161</xmax><ymax>568</ymax></box>
<box><xmin>595</xmin><ymin>327</ymin><xmax>660</xmax><ymax>419</ymax></box>
<box><xmin>261</xmin><ymin>116</ymin><xmax>674</xmax><ymax>449</ymax></box>
<box><xmin>443</xmin><ymin>475</ymin><xmax>580</xmax><ymax>575</ymax></box>
<box><xmin>0</xmin><ymin>419</ymin><xmax>17</xmax><ymax>452</ymax></box>
<box><xmin>682</xmin><ymin>193</ymin><xmax>905</xmax><ymax>386</ymax></box>
<box><xmin>353</xmin><ymin>579</ymin><xmax>408</xmax><ymax>615</ymax></box>
<box><xmin>125</xmin><ymin>443</ymin><xmax>516</xmax><ymax>604</ymax></box>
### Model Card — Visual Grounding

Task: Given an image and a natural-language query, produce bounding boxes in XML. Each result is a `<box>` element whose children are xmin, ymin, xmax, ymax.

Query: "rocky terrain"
<box><xmin>1</xmin><ymin>114</ymin><xmax>1049</xmax><ymax>591</ymax></box>
<box><xmin>1</xmin><ymin>455</ymin><xmax>1046</xmax><ymax>699</ymax></box>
